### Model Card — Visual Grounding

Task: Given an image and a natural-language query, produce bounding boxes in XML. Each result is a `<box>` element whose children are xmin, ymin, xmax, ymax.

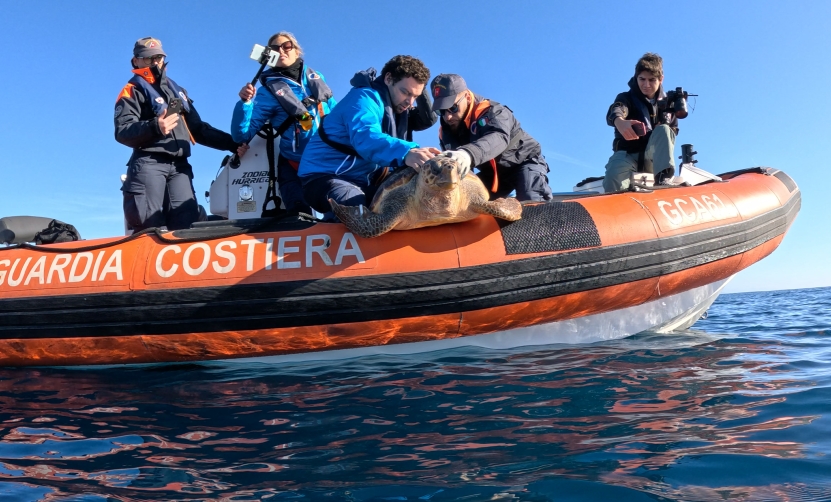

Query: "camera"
<box><xmin>659</xmin><ymin>87</ymin><xmax>693</xmax><ymax>119</ymax></box>
<box><xmin>249</xmin><ymin>44</ymin><xmax>279</xmax><ymax>68</ymax></box>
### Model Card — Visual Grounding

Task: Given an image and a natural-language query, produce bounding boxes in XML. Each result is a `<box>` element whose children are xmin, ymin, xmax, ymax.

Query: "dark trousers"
<box><xmin>277</xmin><ymin>155</ymin><xmax>312</xmax><ymax>213</ymax></box>
<box><xmin>122</xmin><ymin>154</ymin><xmax>198</xmax><ymax>231</ymax></box>
<box><xmin>476</xmin><ymin>157</ymin><xmax>553</xmax><ymax>201</ymax></box>
<box><xmin>302</xmin><ymin>175</ymin><xmax>379</xmax><ymax>217</ymax></box>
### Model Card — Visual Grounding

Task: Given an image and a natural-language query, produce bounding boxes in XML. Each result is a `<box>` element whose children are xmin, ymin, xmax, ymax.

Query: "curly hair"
<box><xmin>635</xmin><ymin>53</ymin><xmax>663</xmax><ymax>80</ymax></box>
<box><xmin>380</xmin><ymin>55</ymin><xmax>430</xmax><ymax>85</ymax></box>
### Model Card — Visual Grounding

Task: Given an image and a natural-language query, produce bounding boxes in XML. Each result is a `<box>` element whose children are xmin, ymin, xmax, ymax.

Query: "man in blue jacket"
<box><xmin>298</xmin><ymin>55</ymin><xmax>439</xmax><ymax>214</ymax></box>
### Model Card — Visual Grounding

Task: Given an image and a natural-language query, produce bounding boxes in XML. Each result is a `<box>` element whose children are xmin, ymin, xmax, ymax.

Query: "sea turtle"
<box><xmin>329</xmin><ymin>155</ymin><xmax>522</xmax><ymax>238</ymax></box>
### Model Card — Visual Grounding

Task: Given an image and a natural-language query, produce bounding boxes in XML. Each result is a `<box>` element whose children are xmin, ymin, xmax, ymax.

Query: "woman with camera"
<box><xmin>231</xmin><ymin>32</ymin><xmax>337</xmax><ymax>214</ymax></box>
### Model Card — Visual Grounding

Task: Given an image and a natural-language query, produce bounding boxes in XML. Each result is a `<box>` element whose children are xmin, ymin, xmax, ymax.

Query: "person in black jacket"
<box><xmin>431</xmin><ymin>74</ymin><xmax>552</xmax><ymax>202</ymax></box>
<box><xmin>602</xmin><ymin>53</ymin><xmax>679</xmax><ymax>192</ymax></box>
<box><xmin>115</xmin><ymin>37</ymin><xmax>247</xmax><ymax>231</ymax></box>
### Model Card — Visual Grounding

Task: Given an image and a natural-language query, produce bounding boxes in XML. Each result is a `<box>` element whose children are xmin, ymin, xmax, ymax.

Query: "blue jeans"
<box><xmin>301</xmin><ymin>175</ymin><xmax>379</xmax><ymax>220</ymax></box>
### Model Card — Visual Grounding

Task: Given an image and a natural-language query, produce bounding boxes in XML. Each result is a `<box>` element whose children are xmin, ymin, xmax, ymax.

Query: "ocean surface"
<box><xmin>0</xmin><ymin>286</ymin><xmax>829</xmax><ymax>501</ymax></box>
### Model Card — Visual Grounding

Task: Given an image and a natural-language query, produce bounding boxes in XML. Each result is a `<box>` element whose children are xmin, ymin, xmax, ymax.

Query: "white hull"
<box><xmin>226</xmin><ymin>276</ymin><xmax>733</xmax><ymax>365</ymax></box>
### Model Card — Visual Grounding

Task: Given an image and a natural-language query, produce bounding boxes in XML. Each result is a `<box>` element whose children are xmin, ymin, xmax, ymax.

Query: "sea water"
<box><xmin>0</xmin><ymin>287</ymin><xmax>829</xmax><ymax>501</ymax></box>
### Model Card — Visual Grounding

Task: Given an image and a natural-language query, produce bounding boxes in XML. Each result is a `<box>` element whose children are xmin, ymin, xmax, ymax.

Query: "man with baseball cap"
<box><xmin>115</xmin><ymin>37</ymin><xmax>247</xmax><ymax>231</ymax></box>
<box><xmin>432</xmin><ymin>74</ymin><xmax>552</xmax><ymax>202</ymax></box>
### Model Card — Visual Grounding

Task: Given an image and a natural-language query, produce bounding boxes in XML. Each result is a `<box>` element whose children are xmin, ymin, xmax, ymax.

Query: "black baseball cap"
<box><xmin>430</xmin><ymin>73</ymin><xmax>468</xmax><ymax>111</ymax></box>
<box><xmin>133</xmin><ymin>37</ymin><xmax>166</xmax><ymax>58</ymax></box>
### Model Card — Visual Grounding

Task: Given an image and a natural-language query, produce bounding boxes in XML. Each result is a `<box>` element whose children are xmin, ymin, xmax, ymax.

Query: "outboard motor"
<box><xmin>207</xmin><ymin>130</ymin><xmax>282</xmax><ymax>220</ymax></box>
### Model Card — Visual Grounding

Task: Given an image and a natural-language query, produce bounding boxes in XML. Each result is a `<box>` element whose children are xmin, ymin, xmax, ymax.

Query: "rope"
<box><xmin>0</xmin><ymin>213</ymin><xmax>322</xmax><ymax>254</ymax></box>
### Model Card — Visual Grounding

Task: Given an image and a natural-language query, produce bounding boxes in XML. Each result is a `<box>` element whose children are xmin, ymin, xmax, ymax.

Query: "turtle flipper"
<box><xmin>329</xmin><ymin>197</ymin><xmax>409</xmax><ymax>238</ymax></box>
<box><xmin>470</xmin><ymin>197</ymin><xmax>523</xmax><ymax>221</ymax></box>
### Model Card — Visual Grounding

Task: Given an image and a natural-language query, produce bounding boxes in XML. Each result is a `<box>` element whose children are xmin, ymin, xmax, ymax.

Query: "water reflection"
<box><xmin>0</xmin><ymin>290</ymin><xmax>829</xmax><ymax>500</ymax></box>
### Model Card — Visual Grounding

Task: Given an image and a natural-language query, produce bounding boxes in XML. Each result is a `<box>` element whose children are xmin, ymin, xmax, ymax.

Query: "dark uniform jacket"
<box><xmin>439</xmin><ymin>93</ymin><xmax>542</xmax><ymax>176</ymax></box>
<box><xmin>115</xmin><ymin>66</ymin><xmax>237</xmax><ymax>159</ymax></box>
<box><xmin>606</xmin><ymin>77</ymin><xmax>679</xmax><ymax>154</ymax></box>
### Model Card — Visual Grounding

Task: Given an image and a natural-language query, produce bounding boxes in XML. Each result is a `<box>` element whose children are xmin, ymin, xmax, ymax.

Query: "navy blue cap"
<box><xmin>430</xmin><ymin>74</ymin><xmax>468</xmax><ymax>111</ymax></box>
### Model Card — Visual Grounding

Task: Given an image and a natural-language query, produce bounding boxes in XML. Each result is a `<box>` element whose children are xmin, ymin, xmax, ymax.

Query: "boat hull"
<box><xmin>214</xmin><ymin>275</ymin><xmax>734</xmax><ymax>365</ymax></box>
<box><xmin>0</xmin><ymin>169</ymin><xmax>800</xmax><ymax>366</ymax></box>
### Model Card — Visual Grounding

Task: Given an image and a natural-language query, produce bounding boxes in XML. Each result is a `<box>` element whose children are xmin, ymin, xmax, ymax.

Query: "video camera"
<box><xmin>659</xmin><ymin>87</ymin><xmax>697</xmax><ymax>119</ymax></box>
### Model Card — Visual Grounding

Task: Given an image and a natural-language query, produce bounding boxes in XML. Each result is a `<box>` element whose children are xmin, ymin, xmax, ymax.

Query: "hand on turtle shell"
<box><xmin>405</xmin><ymin>147</ymin><xmax>440</xmax><ymax>169</ymax></box>
<box><xmin>440</xmin><ymin>149</ymin><xmax>472</xmax><ymax>178</ymax></box>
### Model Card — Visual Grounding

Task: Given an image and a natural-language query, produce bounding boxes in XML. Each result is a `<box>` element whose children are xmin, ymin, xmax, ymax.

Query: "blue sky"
<box><xmin>0</xmin><ymin>1</ymin><xmax>828</xmax><ymax>293</ymax></box>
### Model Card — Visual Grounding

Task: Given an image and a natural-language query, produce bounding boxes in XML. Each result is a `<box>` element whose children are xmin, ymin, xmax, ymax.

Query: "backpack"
<box><xmin>34</xmin><ymin>220</ymin><xmax>81</xmax><ymax>245</ymax></box>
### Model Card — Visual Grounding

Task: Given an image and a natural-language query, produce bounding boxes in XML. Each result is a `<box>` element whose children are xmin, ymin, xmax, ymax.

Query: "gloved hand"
<box><xmin>440</xmin><ymin>149</ymin><xmax>472</xmax><ymax>178</ymax></box>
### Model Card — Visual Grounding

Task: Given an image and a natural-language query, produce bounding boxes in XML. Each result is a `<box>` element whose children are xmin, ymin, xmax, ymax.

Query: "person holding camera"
<box><xmin>431</xmin><ymin>74</ymin><xmax>553</xmax><ymax>202</ymax></box>
<box><xmin>602</xmin><ymin>53</ymin><xmax>681</xmax><ymax>192</ymax></box>
<box><xmin>232</xmin><ymin>32</ymin><xmax>337</xmax><ymax>214</ymax></box>
<box><xmin>116</xmin><ymin>37</ymin><xmax>246</xmax><ymax>231</ymax></box>
<box><xmin>298</xmin><ymin>55</ymin><xmax>439</xmax><ymax>215</ymax></box>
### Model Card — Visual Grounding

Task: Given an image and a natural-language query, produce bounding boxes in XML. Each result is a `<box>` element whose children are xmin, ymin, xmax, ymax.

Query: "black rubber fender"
<box><xmin>0</xmin><ymin>216</ymin><xmax>60</xmax><ymax>244</ymax></box>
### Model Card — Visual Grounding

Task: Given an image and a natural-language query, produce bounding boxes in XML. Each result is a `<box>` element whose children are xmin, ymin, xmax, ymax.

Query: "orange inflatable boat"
<box><xmin>0</xmin><ymin>167</ymin><xmax>800</xmax><ymax>367</ymax></box>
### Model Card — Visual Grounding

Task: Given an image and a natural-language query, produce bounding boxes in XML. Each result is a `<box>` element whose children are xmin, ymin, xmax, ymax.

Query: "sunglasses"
<box><xmin>142</xmin><ymin>55</ymin><xmax>165</xmax><ymax>64</ymax></box>
<box><xmin>441</xmin><ymin>101</ymin><xmax>462</xmax><ymax>115</ymax></box>
<box><xmin>269</xmin><ymin>41</ymin><xmax>295</xmax><ymax>53</ymax></box>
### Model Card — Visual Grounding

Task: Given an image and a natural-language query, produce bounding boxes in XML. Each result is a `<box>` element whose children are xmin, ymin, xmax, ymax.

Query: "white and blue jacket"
<box><xmin>231</xmin><ymin>62</ymin><xmax>337</xmax><ymax>162</ymax></box>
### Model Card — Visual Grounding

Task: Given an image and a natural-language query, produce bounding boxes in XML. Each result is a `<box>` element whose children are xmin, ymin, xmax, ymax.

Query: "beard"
<box><xmin>446</xmin><ymin>119</ymin><xmax>462</xmax><ymax>133</ymax></box>
<box><xmin>395</xmin><ymin>102</ymin><xmax>410</xmax><ymax>114</ymax></box>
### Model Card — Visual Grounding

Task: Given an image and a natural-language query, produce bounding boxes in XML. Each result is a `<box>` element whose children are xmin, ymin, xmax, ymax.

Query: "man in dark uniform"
<box><xmin>431</xmin><ymin>74</ymin><xmax>552</xmax><ymax>201</ymax></box>
<box><xmin>602</xmin><ymin>53</ymin><xmax>679</xmax><ymax>192</ymax></box>
<box><xmin>115</xmin><ymin>37</ymin><xmax>246</xmax><ymax>231</ymax></box>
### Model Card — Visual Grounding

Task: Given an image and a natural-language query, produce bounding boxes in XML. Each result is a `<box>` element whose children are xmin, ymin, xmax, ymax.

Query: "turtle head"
<box><xmin>419</xmin><ymin>156</ymin><xmax>460</xmax><ymax>191</ymax></box>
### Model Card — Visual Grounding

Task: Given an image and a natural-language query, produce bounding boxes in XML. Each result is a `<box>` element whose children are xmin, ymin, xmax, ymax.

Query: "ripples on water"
<box><xmin>0</xmin><ymin>287</ymin><xmax>829</xmax><ymax>501</ymax></box>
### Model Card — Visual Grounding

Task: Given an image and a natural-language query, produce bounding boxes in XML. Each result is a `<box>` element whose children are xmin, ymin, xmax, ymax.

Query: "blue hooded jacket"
<box><xmin>297</xmin><ymin>70</ymin><xmax>421</xmax><ymax>186</ymax></box>
<box><xmin>231</xmin><ymin>62</ymin><xmax>337</xmax><ymax>162</ymax></box>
